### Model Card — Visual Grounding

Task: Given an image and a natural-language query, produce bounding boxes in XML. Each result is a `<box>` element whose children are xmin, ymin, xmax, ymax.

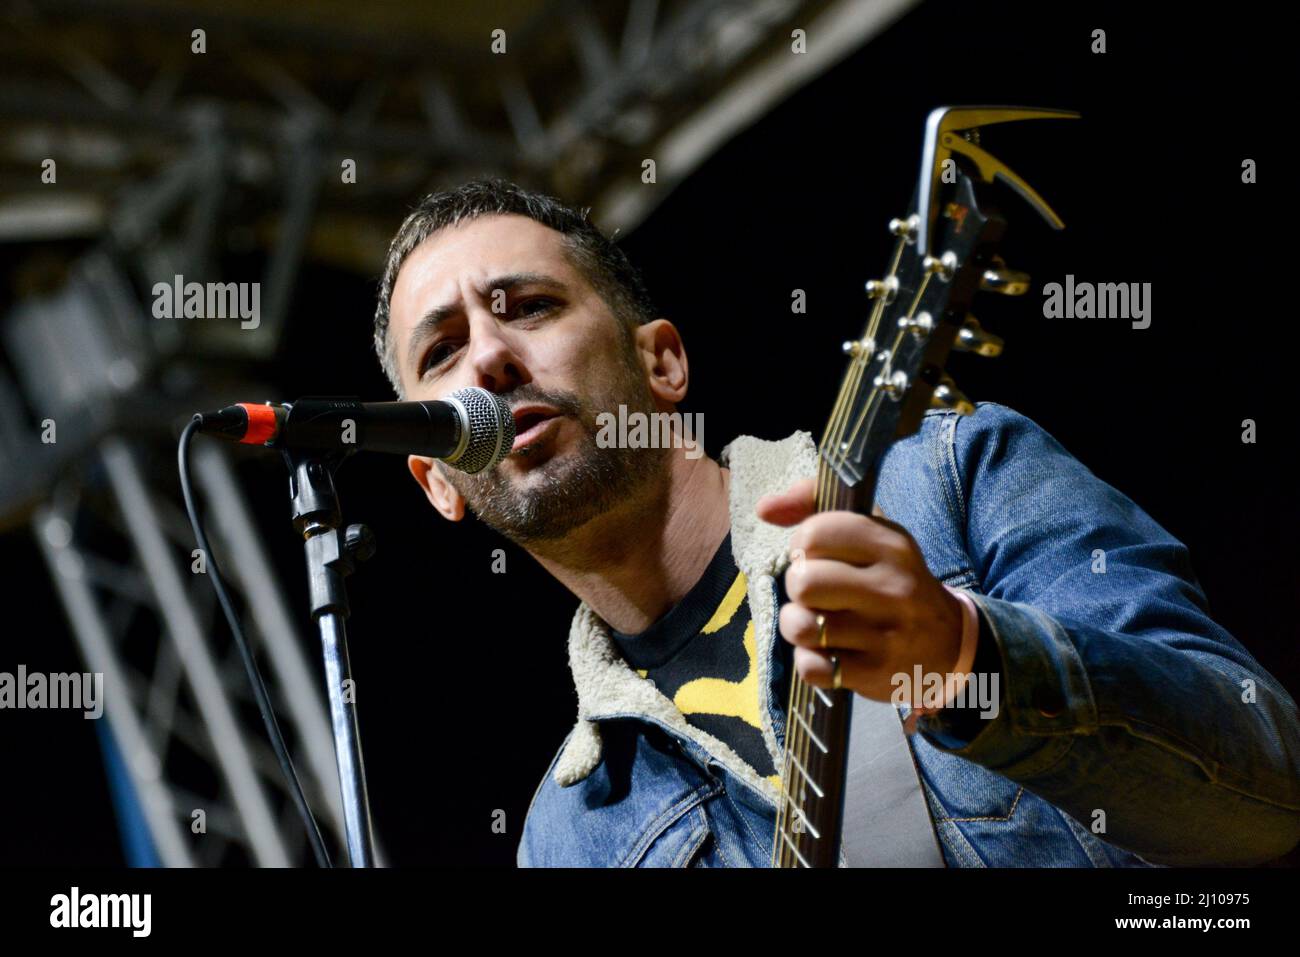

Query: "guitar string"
<box><xmin>777</xmin><ymin>318</ymin><xmax>867</xmax><ymax>863</ymax></box>
<box><xmin>775</xmin><ymin>234</ymin><xmax>895</xmax><ymax>865</ymax></box>
<box><xmin>775</xmin><ymin>228</ymin><xmax>924</xmax><ymax>865</ymax></box>
<box><xmin>786</xmin><ymin>288</ymin><xmax>882</xmax><ymax>862</ymax></box>
<box><xmin>777</xmin><ymin>366</ymin><xmax>860</xmax><ymax>864</ymax></box>
<box><xmin>830</xmin><ymin>236</ymin><xmax>934</xmax><ymax>471</ymax></box>
<box><xmin>776</xmin><ymin>304</ymin><xmax>879</xmax><ymax>864</ymax></box>
<box><xmin>776</xmin><ymin>226</ymin><xmax>969</xmax><ymax>863</ymax></box>
<box><xmin>836</xmin><ymin>272</ymin><xmax>933</xmax><ymax>459</ymax></box>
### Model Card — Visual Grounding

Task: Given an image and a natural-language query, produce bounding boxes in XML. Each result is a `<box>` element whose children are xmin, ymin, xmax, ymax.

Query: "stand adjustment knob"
<box><xmin>344</xmin><ymin>524</ymin><xmax>377</xmax><ymax>563</ymax></box>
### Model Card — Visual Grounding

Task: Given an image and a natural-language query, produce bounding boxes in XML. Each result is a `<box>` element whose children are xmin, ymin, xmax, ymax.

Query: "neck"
<box><xmin>528</xmin><ymin>451</ymin><xmax>732</xmax><ymax>634</ymax></box>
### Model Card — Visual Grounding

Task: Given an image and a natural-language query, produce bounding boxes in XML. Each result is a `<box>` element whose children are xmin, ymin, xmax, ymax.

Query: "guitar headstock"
<box><xmin>821</xmin><ymin>105</ymin><xmax>1078</xmax><ymax>496</ymax></box>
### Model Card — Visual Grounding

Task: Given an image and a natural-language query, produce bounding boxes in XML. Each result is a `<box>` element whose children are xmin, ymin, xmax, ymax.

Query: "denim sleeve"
<box><xmin>915</xmin><ymin>402</ymin><xmax>1300</xmax><ymax>865</ymax></box>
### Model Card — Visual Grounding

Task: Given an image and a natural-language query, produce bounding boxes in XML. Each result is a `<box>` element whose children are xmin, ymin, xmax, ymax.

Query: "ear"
<box><xmin>407</xmin><ymin>455</ymin><xmax>466</xmax><ymax>521</ymax></box>
<box><xmin>635</xmin><ymin>319</ymin><xmax>689</xmax><ymax>408</ymax></box>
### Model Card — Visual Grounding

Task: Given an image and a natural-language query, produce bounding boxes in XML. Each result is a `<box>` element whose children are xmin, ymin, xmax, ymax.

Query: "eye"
<box><xmin>515</xmin><ymin>297</ymin><xmax>557</xmax><ymax>318</ymax></box>
<box><xmin>420</xmin><ymin>340</ymin><xmax>460</xmax><ymax>376</ymax></box>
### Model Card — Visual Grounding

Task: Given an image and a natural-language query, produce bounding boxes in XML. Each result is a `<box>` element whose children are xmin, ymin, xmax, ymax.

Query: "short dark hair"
<box><xmin>373</xmin><ymin>178</ymin><xmax>658</xmax><ymax>397</ymax></box>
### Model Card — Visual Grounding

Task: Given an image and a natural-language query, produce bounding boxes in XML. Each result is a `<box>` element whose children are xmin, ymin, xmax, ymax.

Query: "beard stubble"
<box><xmin>437</xmin><ymin>337</ymin><xmax>670</xmax><ymax>547</ymax></box>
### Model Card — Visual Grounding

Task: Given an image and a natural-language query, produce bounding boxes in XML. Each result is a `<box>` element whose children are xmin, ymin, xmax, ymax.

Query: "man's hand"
<box><xmin>755</xmin><ymin>478</ymin><xmax>964</xmax><ymax>703</ymax></box>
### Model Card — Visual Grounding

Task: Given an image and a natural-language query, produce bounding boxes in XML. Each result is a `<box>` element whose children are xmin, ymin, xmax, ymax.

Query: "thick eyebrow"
<box><xmin>403</xmin><ymin>271</ymin><xmax>569</xmax><ymax>373</ymax></box>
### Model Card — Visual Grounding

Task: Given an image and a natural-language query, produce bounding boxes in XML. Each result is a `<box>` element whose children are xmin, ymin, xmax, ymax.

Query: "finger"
<box><xmin>792</xmin><ymin>647</ymin><xmax>897</xmax><ymax>701</ymax></box>
<box><xmin>779</xmin><ymin>602</ymin><xmax>884</xmax><ymax>652</ymax></box>
<box><xmin>788</xmin><ymin>511</ymin><xmax>914</xmax><ymax>566</ymax></box>
<box><xmin>785</xmin><ymin>558</ymin><xmax>906</xmax><ymax>615</ymax></box>
<box><xmin>755</xmin><ymin>477</ymin><xmax>816</xmax><ymax>527</ymax></box>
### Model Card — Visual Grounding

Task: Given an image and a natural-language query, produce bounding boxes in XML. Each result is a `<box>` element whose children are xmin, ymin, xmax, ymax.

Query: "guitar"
<box><xmin>771</xmin><ymin>105</ymin><xmax>1079</xmax><ymax>868</ymax></box>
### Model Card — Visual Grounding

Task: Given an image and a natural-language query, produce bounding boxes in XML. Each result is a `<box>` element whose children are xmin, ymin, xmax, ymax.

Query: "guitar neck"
<box><xmin>771</xmin><ymin>461</ymin><xmax>876</xmax><ymax>868</ymax></box>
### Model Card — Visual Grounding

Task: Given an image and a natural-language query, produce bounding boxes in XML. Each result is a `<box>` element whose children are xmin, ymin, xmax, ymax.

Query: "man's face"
<box><xmin>388</xmin><ymin>213</ymin><xmax>668</xmax><ymax>544</ymax></box>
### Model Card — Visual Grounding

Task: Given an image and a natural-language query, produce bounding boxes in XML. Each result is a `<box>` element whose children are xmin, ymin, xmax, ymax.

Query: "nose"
<box><xmin>464</xmin><ymin>307</ymin><xmax>529</xmax><ymax>393</ymax></box>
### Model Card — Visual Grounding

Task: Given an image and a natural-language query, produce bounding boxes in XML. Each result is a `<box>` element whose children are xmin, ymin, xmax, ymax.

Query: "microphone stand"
<box><xmin>284</xmin><ymin>444</ymin><xmax>376</xmax><ymax>867</ymax></box>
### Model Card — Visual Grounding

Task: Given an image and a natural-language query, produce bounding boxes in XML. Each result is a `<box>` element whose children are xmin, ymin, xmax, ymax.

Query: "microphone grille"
<box><xmin>445</xmin><ymin>387</ymin><xmax>514</xmax><ymax>474</ymax></box>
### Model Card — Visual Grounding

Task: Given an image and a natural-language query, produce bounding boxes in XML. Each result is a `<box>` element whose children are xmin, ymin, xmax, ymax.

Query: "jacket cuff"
<box><xmin>916</xmin><ymin>593</ymin><xmax>1098</xmax><ymax>774</ymax></box>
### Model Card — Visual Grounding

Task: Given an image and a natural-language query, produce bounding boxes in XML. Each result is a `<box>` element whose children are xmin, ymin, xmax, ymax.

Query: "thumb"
<box><xmin>756</xmin><ymin>477</ymin><xmax>816</xmax><ymax>527</ymax></box>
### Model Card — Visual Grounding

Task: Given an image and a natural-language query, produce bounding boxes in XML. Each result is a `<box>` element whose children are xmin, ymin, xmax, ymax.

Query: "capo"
<box><xmin>916</xmin><ymin>105</ymin><xmax>1081</xmax><ymax>257</ymax></box>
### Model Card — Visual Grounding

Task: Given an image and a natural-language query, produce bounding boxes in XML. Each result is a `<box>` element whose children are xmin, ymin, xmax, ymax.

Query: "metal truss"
<box><xmin>32</xmin><ymin>436</ymin><xmax>358</xmax><ymax>866</ymax></box>
<box><xmin>1</xmin><ymin>194</ymin><xmax>373</xmax><ymax>867</ymax></box>
<box><xmin>0</xmin><ymin>0</ymin><xmax>914</xmax><ymax>250</ymax></box>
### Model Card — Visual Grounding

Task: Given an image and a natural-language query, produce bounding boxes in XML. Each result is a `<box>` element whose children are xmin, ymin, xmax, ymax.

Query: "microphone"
<box><xmin>192</xmin><ymin>386</ymin><xmax>516</xmax><ymax>474</ymax></box>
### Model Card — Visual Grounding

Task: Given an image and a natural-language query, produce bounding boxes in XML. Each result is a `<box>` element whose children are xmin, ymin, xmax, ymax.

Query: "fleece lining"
<box><xmin>551</xmin><ymin>430</ymin><xmax>821</xmax><ymax>806</ymax></box>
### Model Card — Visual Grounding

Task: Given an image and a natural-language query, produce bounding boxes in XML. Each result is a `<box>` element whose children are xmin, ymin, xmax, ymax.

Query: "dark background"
<box><xmin>4</xmin><ymin>0</ymin><xmax>1295</xmax><ymax>866</ymax></box>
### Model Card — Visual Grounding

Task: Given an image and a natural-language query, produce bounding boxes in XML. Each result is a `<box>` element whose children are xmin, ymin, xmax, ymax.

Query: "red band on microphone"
<box><xmin>237</xmin><ymin>403</ymin><xmax>278</xmax><ymax>445</ymax></box>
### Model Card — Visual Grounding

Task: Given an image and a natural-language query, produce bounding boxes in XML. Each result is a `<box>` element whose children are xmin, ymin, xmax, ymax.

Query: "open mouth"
<box><xmin>510</xmin><ymin>408</ymin><xmax>563</xmax><ymax>453</ymax></box>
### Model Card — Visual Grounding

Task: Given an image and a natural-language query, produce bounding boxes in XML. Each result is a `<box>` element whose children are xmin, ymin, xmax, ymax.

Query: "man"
<box><xmin>374</xmin><ymin>179</ymin><xmax>1300</xmax><ymax>867</ymax></box>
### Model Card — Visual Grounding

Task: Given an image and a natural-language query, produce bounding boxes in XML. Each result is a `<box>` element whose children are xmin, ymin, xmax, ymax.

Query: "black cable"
<box><xmin>178</xmin><ymin>417</ymin><xmax>333</xmax><ymax>867</ymax></box>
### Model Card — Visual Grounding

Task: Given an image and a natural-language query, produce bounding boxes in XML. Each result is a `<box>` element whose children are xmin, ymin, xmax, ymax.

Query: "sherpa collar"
<box><xmin>550</xmin><ymin>429</ymin><xmax>821</xmax><ymax>805</ymax></box>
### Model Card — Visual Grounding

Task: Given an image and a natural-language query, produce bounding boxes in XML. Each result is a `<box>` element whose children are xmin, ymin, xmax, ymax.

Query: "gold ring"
<box><xmin>831</xmin><ymin>655</ymin><xmax>843</xmax><ymax>690</ymax></box>
<box><xmin>816</xmin><ymin>613</ymin><xmax>828</xmax><ymax>649</ymax></box>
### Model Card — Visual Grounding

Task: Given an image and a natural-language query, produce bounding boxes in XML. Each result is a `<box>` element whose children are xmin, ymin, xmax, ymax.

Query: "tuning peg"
<box><xmin>889</xmin><ymin>214</ymin><xmax>919</xmax><ymax>242</ymax></box>
<box><xmin>931</xmin><ymin>376</ymin><xmax>974</xmax><ymax>415</ymax></box>
<box><xmin>842</xmin><ymin>338</ymin><xmax>875</xmax><ymax>359</ymax></box>
<box><xmin>952</xmin><ymin>316</ymin><xmax>1003</xmax><ymax>357</ymax></box>
<box><xmin>898</xmin><ymin>311</ymin><xmax>934</xmax><ymax>338</ymax></box>
<box><xmin>864</xmin><ymin>276</ymin><xmax>899</xmax><ymax>301</ymax></box>
<box><xmin>979</xmin><ymin>256</ymin><xmax>1030</xmax><ymax>296</ymax></box>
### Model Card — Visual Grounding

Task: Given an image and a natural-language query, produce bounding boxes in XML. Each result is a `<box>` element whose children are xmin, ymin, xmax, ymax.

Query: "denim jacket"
<box><xmin>517</xmin><ymin>403</ymin><xmax>1300</xmax><ymax>867</ymax></box>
